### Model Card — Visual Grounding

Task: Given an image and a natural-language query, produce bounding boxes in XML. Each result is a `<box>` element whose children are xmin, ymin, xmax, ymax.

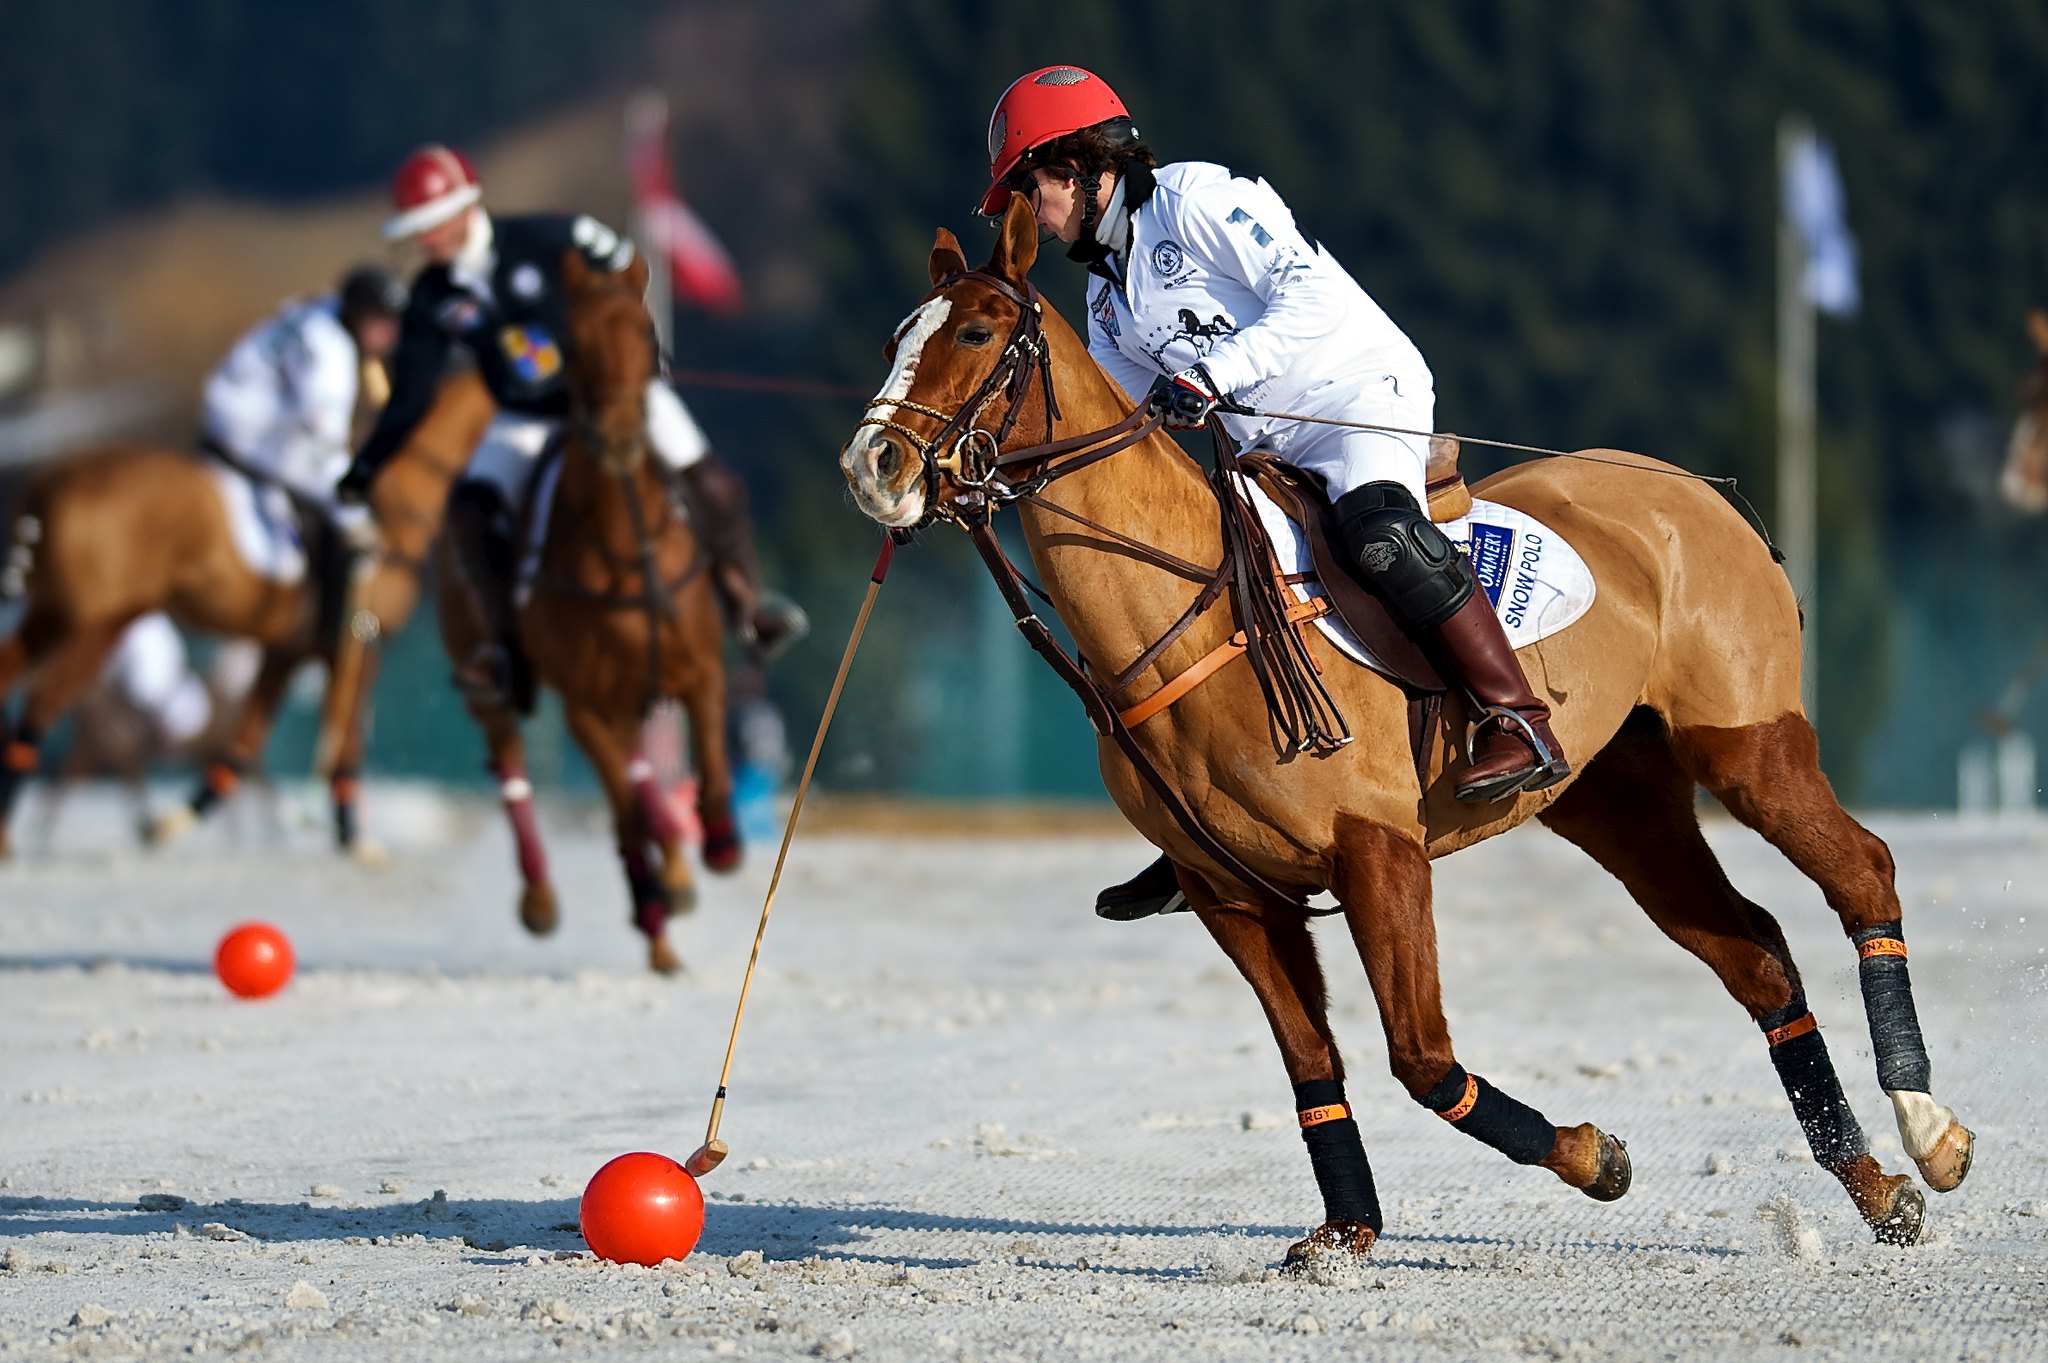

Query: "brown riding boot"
<box><xmin>671</xmin><ymin>460</ymin><xmax>809</xmax><ymax>662</ymax></box>
<box><xmin>1427</xmin><ymin>590</ymin><xmax>1570</xmax><ymax>803</ymax></box>
<box><xmin>445</xmin><ymin>489</ymin><xmax>527</xmax><ymax>710</ymax></box>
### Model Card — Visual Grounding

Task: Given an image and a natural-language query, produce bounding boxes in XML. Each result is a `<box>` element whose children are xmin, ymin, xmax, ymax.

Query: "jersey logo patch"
<box><xmin>1091</xmin><ymin>283</ymin><xmax>1120</xmax><ymax>339</ymax></box>
<box><xmin>509</xmin><ymin>263</ymin><xmax>545</xmax><ymax>300</ymax></box>
<box><xmin>499</xmin><ymin>325</ymin><xmax>563</xmax><ymax>384</ymax></box>
<box><xmin>1466</xmin><ymin>522</ymin><xmax>1516</xmax><ymax>607</ymax></box>
<box><xmin>436</xmin><ymin>296</ymin><xmax>483</xmax><ymax>333</ymax></box>
<box><xmin>1151</xmin><ymin>240</ymin><xmax>1185</xmax><ymax>276</ymax></box>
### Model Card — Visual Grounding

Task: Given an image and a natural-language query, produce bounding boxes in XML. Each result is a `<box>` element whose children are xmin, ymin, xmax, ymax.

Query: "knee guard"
<box><xmin>1332</xmin><ymin>481</ymin><xmax>1474</xmax><ymax>629</ymax></box>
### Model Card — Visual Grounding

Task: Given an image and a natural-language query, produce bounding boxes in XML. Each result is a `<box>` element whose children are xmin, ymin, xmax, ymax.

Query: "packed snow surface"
<box><xmin>3</xmin><ymin>788</ymin><xmax>2045</xmax><ymax>1360</ymax></box>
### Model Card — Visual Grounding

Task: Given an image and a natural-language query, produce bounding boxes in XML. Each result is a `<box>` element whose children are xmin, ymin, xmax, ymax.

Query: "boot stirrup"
<box><xmin>1463</xmin><ymin>703</ymin><xmax>1556</xmax><ymax>767</ymax></box>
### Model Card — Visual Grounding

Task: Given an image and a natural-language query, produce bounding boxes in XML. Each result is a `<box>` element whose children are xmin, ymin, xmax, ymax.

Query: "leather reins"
<box><xmin>858</xmin><ymin>270</ymin><xmax>1319</xmax><ymax>912</ymax></box>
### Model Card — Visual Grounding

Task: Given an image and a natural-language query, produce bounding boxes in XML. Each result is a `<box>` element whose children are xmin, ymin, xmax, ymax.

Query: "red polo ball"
<box><xmin>580</xmin><ymin>1152</ymin><xmax>705</xmax><ymax>1265</ymax></box>
<box><xmin>214</xmin><ymin>923</ymin><xmax>294</xmax><ymax>999</ymax></box>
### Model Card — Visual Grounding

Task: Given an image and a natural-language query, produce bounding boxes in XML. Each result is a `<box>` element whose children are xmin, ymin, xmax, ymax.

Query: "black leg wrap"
<box><xmin>1293</xmin><ymin>1080</ymin><xmax>1382</xmax><ymax>1231</ymax></box>
<box><xmin>1758</xmin><ymin>996</ymin><xmax>1868</xmax><ymax>1169</ymax></box>
<box><xmin>0</xmin><ymin>718</ymin><xmax>39</xmax><ymax>821</ymax></box>
<box><xmin>1418</xmin><ymin>1063</ymin><xmax>1556</xmax><ymax>1166</ymax></box>
<box><xmin>1853</xmin><ymin>921</ymin><xmax>1931</xmax><ymax>1093</ymax></box>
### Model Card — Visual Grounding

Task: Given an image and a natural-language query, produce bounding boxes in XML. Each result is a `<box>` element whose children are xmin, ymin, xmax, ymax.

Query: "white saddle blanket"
<box><xmin>1248</xmin><ymin>485</ymin><xmax>1596</xmax><ymax>674</ymax></box>
<box><xmin>209</xmin><ymin>465</ymin><xmax>306</xmax><ymax>585</ymax></box>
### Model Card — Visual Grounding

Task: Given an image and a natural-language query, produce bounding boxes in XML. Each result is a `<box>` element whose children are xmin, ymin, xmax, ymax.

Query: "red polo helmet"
<box><xmin>383</xmin><ymin>144</ymin><xmax>483</xmax><ymax>241</ymax></box>
<box><xmin>977</xmin><ymin>66</ymin><xmax>1131</xmax><ymax>216</ymax></box>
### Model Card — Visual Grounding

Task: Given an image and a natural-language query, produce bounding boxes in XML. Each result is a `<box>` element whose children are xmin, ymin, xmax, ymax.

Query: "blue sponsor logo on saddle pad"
<box><xmin>1467</xmin><ymin>521</ymin><xmax>1516</xmax><ymax>607</ymax></box>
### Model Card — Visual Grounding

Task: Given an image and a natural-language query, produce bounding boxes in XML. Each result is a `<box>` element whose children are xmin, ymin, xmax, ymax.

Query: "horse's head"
<box><xmin>2000</xmin><ymin>309</ymin><xmax>2048</xmax><ymax>514</ymax></box>
<box><xmin>840</xmin><ymin>196</ymin><xmax>1048</xmax><ymax>529</ymax></box>
<box><xmin>561</xmin><ymin>247</ymin><xmax>656</xmax><ymax>477</ymax></box>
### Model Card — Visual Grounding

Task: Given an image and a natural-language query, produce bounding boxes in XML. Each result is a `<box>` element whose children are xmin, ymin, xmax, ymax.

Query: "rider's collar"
<box><xmin>450</xmin><ymin>210</ymin><xmax>496</xmax><ymax>298</ymax></box>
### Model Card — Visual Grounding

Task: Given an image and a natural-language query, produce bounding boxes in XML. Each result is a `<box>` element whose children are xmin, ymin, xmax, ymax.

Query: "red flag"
<box><xmin>624</xmin><ymin>92</ymin><xmax>744</xmax><ymax>317</ymax></box>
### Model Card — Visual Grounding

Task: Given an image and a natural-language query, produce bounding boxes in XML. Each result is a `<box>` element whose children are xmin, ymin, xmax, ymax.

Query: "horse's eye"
<box><xmin>958</xmin><ymin>323</ymin><xmax>994</xmax><ymax>348</ymax></box>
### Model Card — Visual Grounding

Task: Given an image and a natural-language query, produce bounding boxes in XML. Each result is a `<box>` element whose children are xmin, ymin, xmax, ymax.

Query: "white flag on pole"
<box><xmin>1782</xmin><ymin>129</ymin><xmax>1859</xmax><ymax>318</ymax></box>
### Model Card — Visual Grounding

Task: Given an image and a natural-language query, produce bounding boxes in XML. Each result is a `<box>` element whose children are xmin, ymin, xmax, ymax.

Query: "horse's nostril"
<box><xmin>876</xmin><ymin>439</ymin><xmax>903</xmax><ymax>482</ymax></box>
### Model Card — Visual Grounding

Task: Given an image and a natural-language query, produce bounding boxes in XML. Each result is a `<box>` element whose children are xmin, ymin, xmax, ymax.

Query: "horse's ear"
<box><xmin>930</xmin><ymin>229</ymin><xmax>968</xmax><ymax>285</ymax></box>
<box><xmin>2027</xmin><ymin>307</ymin><xmax>2048</xmax><ymax>358</ymax></box>
<box><xmin>561</xmin><ymin>247</ymin><xmax>593</xmax><ymax>295</ymax></box>
<box><xmin>623</xmin><ymin>248</ymin><xmax>651</xmax><ymax>298</ymax></box>
<box><xmin>985</xmin><ymin>192</ymin><xmax>1039</xmax><ymax>284</ymax></box>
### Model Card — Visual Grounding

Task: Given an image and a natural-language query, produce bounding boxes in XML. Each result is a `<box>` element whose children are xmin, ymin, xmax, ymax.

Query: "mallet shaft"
<box><xmin>690</xmin><ymin>535</ymin><xmax>897</xmax><ymax>1171</ymax></box>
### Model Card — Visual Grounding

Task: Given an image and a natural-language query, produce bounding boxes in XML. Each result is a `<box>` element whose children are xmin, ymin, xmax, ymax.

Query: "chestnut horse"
<box><xmin>437</xmin><ymin>250</ymin><xmax>737</xmax><ymax>975</ymax></box>
<box><xmin>838</xmin><ymin>198</ymin><xmax>1973</xmax><ymax>1263</ymax></box>
<box><xmin>0</xmin><ymin>372</ymin><xmax>489</xmax><ymax>859</ymax></box>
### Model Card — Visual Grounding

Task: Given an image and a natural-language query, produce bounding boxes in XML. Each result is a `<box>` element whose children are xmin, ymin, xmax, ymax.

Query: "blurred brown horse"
<box><xmin>437</xmin><ymin>250</ymin><xmax>736</xmax><ymax>974</ymax></box>
<box><xmin>838</xmin><ymin>198</ymin><xmax>1972</xmax><ymax>1261</ymax></box>
<box><xmin>0</xmin><ymin>373</ymin><xmax>489</xmax><ymax>858</ymax></box>
<box><xmin>1999</xmin><ymin>309</ymin><xmax>2048</xmax><ymax>512</ymax></box>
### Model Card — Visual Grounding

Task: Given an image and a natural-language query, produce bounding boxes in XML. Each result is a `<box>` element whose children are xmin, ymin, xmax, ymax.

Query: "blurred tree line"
<box><xmin>771</xmin><ymin>0</ymin><xmax>2048</xmax><ymax>801</ymax></box>
<box><xmin>0</xmin><ymin>0</ymin><xmax>661</xmax><ymax>278</ymax></box>
<box><xmin>6</xmin><ymin>0</ymin><xmax>2048</xmax><ymax>802</ymax></box>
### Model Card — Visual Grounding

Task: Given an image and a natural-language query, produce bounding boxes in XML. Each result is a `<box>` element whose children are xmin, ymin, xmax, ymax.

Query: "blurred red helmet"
<box><xmin>977</xmin><ymin>66</ymin><xmax>1131</xmax><ymax>216</ymax></box>
<box><xmin>383</xmin><ymin>144</ymin><xmax>482</xmax><ymax>241</ymax></box>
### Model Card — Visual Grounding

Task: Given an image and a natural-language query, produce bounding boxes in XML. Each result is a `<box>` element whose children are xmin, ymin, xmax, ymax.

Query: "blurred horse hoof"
<box><xmin>520</xmin><ymin>883</ymin><xmax>560</xmax><ymax>936</ymax></box>
<box><xmin>349</xmin><ymin>837</ymin><xmax>391</xmax><ymax>869</ymax></box>
<box><xmin>1580</xmin><ymin>1130</ymin><xmax>1632</xmax><ymax>1202</ymax></box>
<box><xmin>702</xmin><ymin>813</ymin><xmax>742</xmax><ymax>874</ymax></box>
<box><xmin>1283</xmin><ymin>1220</ymin><xmax>1377</xmax><ymax>1272</ymax></box>
<box><xmin>1914</xmin><ymin>1120</ymin><xmax>1973</xmax><ymax>1193</ymax></box>
<box><xmin>648</xmin><ymin>936</ymin><xmax>682</xmax><ymax>975</ymax></box>
<box><xmin>665</xmin><ymin>877</ymin><xmax>699</xmax><ymax>917</ymax></box>
<box><xmin>148</xmin><ymin>806</ymin><xmax>198</xmax><ymax>848</ymax></box>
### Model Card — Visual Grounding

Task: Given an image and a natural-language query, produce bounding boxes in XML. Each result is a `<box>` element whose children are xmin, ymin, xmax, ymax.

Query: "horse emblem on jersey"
<box><xmin>499</xmin><ymin>325</ymin><xmax>563</xmax><ymax>384</ymax></box>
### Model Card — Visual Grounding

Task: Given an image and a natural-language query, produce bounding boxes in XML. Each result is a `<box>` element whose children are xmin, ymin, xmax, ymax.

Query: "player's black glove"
<box><xmin>334</xmin><ymin>459</ymin><xmax>377</xmax><ymax>505</ymax></box>
<box><xmin>1144</xmin><ymin>366</ymin><xmax>1222</xmax><ymax>431</ymax></box>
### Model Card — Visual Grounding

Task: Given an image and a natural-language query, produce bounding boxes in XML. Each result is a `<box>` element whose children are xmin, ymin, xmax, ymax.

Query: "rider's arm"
<box><xmin>1172</xmin><ymin>178</ymin><xmax>1346</xmax><ymax>398</ymax></box>
<box><xmin>1085</xmin><ymin>285</ymin><xmax>1160</xmax><ymax>408</ymax></box>
<box><xmin>286</xmin><ymin>316</ymin><xmax>360</xmax><ymax>455</ymax></box>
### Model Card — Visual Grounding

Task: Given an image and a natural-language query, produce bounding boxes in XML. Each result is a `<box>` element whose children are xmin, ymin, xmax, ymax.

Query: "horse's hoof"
<box><xmin>1914</xmin><ymin>1120</ymin><xmax>1973</xmax><ymax>1193</ymax></box>
<box><xmin>648</xmin><ymin>936</ymin><xmax>683</xmax><ymax>975</ymax></box>
<box><xmin>519</xmin><ymin>883</ymin><xmax>560</xmax><ymax>936</ymax></box>
<box><xmin>1283</xmin><ymin>1220</ymin><xmax>1377</xmax><ymax>1272</ymax></box>
<box><xmin>1580</xmin><ymin>1131</ymin><xmax>1632</xmax><ymax>1202</ymax></box>
<box><xmin>665</xmin><ymin>878</ymin><xmax>699</xmax><ymax>917</ymax></box>
<box><xmin>701</xmin><ymin>814</ymin><xmax>742</xmax><ymax>875</ymax></box>
<box><xmin>349</xmin><ymin>837</ymin><xmax>391</xmax><ymax>869</ymax></box>
<box><xmin>147</xmin><ymin>806</ymin><xmax>197</xmax><ymax>848</ymax></box>
<box><xmin>1870</xmin><ymin>1178</ymin><xmax>1927</xmax><ymax>1246</ymax></box>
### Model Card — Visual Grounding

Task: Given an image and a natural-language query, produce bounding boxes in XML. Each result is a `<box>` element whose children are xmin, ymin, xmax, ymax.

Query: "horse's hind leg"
<box><xmin>473</xmin><ymin>703</ymin><xmax>558</xmax><ymax>938</ymax></box>
<box><xmin>1542</xmin><ymin>710</ymin><xmax>1924</xmax><ymax>1243</ymax></box>
<box><xmin>1330</xmin><ymin>817</ymin><xmax>1632</xmax><ymax>1203</ymax></box>
<box><xmin>0</xmin><ymin>617</ymin><xmax>124</xmax><ymax>857</ymax></box>
<box><xmin>1676</xmin><ymin>714</ymin><xmax>1973</xmax><ymax>1196</ymax></box>
<box><xmin>681</xmin><ymin>664</ymin><xmax>740</xmax><ymax>877</ymax></box>
<box><xmin>1183</xmin><ymin>871</ymin><xmax>1382</xmax><ymax>1265</ymax></box>
<box><xmin>152</xmin><ymin>645</ymin><xmax>299</xmax><ymax>846</ymax></box>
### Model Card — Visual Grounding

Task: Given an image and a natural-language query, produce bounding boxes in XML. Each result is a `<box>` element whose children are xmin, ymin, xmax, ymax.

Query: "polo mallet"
<box><xmin>686</xmin><ymin>534</ymin><xmax>899</xmax><ymax>1177</ymax></box>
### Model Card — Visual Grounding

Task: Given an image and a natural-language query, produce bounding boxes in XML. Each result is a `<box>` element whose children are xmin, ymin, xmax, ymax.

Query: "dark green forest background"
<box><xmin>6</xmin><ymin>0</ymin><xmax>2048</xmax><ymax>804</ymax></box>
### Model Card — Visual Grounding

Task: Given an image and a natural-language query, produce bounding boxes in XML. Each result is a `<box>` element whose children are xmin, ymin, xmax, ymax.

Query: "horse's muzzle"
<box><xmin>839</xmin><ymin>428</ymin><xmax>927</xmax><ymax>528</ymax></box>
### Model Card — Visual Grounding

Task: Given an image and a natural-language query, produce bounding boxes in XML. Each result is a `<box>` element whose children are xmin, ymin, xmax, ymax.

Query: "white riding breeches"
<box><xmin>462</xmin><ymin>380</ymin><xmax>711</xmax><ymax>507</ymax></box>
<box><xmin>1256</xmin><ymin>369</ymin><xmax>1433</xmax><ymax>510</ymax></box>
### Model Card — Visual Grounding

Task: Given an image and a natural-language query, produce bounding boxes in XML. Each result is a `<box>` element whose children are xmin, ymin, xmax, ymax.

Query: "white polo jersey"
<box><xmin>1084</xmin><ymin>161</ymin><xmax>1434</xmax><ymax>498</ymax></box>
<box><xmin>201</xmin><ymin>295</ymin><xmax>359</xmax><ymax>504</ymax></box>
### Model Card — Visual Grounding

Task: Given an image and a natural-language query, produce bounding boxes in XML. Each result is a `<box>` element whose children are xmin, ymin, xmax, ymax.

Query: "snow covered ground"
<box><xmin>3</xmin><ymin>786</ymin><xmax>2045</xmax><ymax>1361</ymax></box>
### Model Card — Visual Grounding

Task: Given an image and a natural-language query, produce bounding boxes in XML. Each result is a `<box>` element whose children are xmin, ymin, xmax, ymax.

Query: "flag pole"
<box><xmin>1777</xmin><ymin>114</ymin><xmax>1820</xmax><ymax>726</ymax></box>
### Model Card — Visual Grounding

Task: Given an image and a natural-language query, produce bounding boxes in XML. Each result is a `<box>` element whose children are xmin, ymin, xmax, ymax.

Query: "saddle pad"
<box><xmin>208</xmin><ymin>464</ymin><xmax>306</xmax><ymax>585</ymax></box>
<box><xmin>1248</xmin><ymin>485</ymin><xmax>1595</xmax><ymax>673</ymax></box>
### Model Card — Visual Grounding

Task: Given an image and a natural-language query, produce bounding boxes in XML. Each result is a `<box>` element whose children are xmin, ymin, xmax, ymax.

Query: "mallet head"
<box><xmin>684</xmin><ymin>1139</ymin><xmax>728</xmax><ymax>1178</ymax></box>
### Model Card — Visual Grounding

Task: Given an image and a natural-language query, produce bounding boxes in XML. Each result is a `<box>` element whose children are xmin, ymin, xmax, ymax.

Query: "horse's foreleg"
<box><xmin>681</xmin><ymin>665</ymin><xmax>740</xmax><ymax>876</ymax></box>
<box><xmin>1185</xmin><ymin>870</ymin><xmax>1380</xmax><ymax>1265</ymax></box>
<box><xmin>153</xmin><ymin>646</ymin><xmax>300</xmax><ymax>847</ymax></box>
<box><xmin>1678</xmin><ymin>714</ymin><xmax>1973</xmax><ymax>1196</ymax></box>
<box><xmin>325</xmin><ymin>643</ymin><xmax>384</xmax><ymax>854</ymax></box>
<box><xmin>468</xmin><ymin>705</ymin><xmax>556</xmax><ymax>938</ymax></box>
<box><xmin>1332</xmin><ymin>814</ymin><xmax>1631</xmax><ymax>1203</ymax></box>
<box><xmin>564</xmin><ymin>701</ymin><xmax>676</xmax><ymax>974</ymax></box>
<box><xmin>1544</xmin><ymin>711</ymin><xmax>1923</xmax><ymax>1243</ymax></box>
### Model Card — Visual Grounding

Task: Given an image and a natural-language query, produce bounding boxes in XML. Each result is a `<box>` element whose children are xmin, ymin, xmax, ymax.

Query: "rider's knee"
<box><xmin>1332</xmin><ymin>480</ymin><xmax>1473</xmax><ymax>628</ymax></box>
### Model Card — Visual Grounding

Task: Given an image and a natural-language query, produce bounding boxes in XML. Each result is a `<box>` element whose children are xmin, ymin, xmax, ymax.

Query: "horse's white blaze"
<box><xmin>1887</xmin><ymin>1088</ymin><xmax>1956</xmax><ymax>1159</ymax></box>
<box><xmin>865</xmin><ymin>297</ymin><xmax>952</xmax><ymax>432</ymax></box>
